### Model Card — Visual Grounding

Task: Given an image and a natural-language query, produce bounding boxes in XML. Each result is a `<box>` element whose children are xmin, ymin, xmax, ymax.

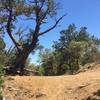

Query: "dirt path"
<box><xmin>3</xmin><ymin>66</ymin><xmax>100</xmax><ymax>100</ymax></box>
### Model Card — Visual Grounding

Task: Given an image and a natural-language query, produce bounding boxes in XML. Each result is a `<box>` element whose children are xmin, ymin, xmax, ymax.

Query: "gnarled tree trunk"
<box><xmin>9</xmin><ymin>50</ymin><xmax>29</xmax><ymax>75</ymax></box>
<box><xmin>14</xmin><ymin>51</ymin><xmax>29</xmax><ymax>75</ymax></box>
<box><xmin>9</xmin><ymin>44</ymin><xmax>36</xmax><ymax>75</ymax></box>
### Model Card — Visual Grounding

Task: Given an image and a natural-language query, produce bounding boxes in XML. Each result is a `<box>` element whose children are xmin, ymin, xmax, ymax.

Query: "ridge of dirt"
<box><xmin>3</xmin><ymin>64</ymin><xmax>100</xmax><ymax>100</ymax></box>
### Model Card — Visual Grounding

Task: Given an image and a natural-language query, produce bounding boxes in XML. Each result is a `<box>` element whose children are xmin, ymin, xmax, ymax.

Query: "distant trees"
<box><xmin>0</xmin><ymin>0</ymin><xmax>99</xmax><ymax>76</ymax></box>
<box><xmin>39</xmin><ymin>49</ymin><xmax>57</xmax><ymax>75</ymax></box>
<box><xmin>39</xmin><ymin>24</ymin><xmax>100</xmax><ymax>75</ymax></box>
<box><xmin>0</xmin><ymin>0</ymin><xmax>65</xmax><ymax>74</ymax></box>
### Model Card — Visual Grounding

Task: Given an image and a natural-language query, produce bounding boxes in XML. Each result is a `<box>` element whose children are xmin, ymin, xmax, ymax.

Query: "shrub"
<box><xmin>38</xmin><ymin>67</ymin><xmax>45</xmax><ymax>76</ymax></box>
<box><xmin>0</xmin><ymin>65</ymin><xmax>5</xmax><ymax>97</ymax></box>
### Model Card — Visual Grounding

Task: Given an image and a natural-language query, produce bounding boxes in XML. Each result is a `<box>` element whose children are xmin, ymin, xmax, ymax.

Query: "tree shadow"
<box><xmin>86</xmin><ymin>89</ymin><xmax>100</xmax><ymax>100</ymax></box>
<box><xmin>93</xmin><ymin>89</ymin><xmax>100</xmax><ymax>97</ymax></box>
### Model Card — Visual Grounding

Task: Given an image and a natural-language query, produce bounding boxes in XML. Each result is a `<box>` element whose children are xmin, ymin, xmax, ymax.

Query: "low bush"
<box><xmin>0</xmin><ymin>65</ymin><xmax>5</xmax><ymax>98</ymax></box>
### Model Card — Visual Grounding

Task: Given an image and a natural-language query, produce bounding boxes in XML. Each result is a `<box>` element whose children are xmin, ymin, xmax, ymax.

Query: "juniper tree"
<box><xmin>0</xmin><ymin>0</ymin><xmax>65</xmax><ymax>74</ymax></box>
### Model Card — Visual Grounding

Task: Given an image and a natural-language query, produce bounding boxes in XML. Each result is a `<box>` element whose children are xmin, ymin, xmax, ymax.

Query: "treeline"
<box><xmin>0</xmin><ymin>24</ymin><xmax>100</xmax><ymax>76</ymax></box>
<box><xmin>36</xmin><ymin>24</ymin><xmax>100</xmax><ymax>75</ymax></box>
<box><xmin>0</xmin><ymin>0</ymin><xmax>99</xmax><ymax>76</ymax></box>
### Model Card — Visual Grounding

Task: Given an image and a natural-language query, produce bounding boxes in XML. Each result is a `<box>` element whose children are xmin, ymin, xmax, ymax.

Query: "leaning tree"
<box><xmin>0</xmin><ymin>0</ymin><xmax>65</xmax><ymax>74</ymax></box>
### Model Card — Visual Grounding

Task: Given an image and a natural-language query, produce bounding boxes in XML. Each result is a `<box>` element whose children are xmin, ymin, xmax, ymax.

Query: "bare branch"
<box><xmin>38</xmin><ymin>14</ymin><xmax>67</xmax><ymax>36</ymax></box>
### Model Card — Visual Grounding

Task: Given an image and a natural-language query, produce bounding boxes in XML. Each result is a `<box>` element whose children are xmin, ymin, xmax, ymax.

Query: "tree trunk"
<box><xmin>16</xmin><ymin>53</ymin><xmax>28</xmax><ymax>75</ymax></box>
<box><xmin>9</xmin><ymin>48</ymin><xmax>31</xmax><ymax>75</ymax></box>
<box><xmin>8</xmin><ymin>36</ymin><xmax>38</xmax><ymax>75</ymax></box>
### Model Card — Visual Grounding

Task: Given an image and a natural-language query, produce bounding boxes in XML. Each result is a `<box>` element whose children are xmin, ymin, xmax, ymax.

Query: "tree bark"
<box><xmin>14</xmin><ymin>52</ymin><xmax>29</xmax><ymax>75</ymax></box>
<box><xmin>8</xmin><ymin>50</ymin><xmax>28</xmax><ymax>75</ymax></box>
<box><xmin>9</xmin><ymin>46</ymin><xmax>33</xmax><ymax>75</ymax></box>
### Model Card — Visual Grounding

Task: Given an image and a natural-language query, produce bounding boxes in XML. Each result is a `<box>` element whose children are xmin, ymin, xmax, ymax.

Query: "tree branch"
<box><xmin>6</xmin><ymin>9</ymin><xmax>20</xmax><ymax>52</ymax></box>
<box><xmin>38</xmin><ymin>14</ymin><xmax>67</xmax><ymax>36</ymax></box>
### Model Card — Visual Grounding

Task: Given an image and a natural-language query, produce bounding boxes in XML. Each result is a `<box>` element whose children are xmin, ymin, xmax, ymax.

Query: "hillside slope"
<box><xmin>3</xmin><ymin>64</ymin><xmax>100</xmax><ymax>100</ymax></box>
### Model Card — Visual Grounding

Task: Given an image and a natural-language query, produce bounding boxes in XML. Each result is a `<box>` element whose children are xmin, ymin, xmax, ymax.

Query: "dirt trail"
<box><xmin>3</xmin><ymin>64</ymin><xmax>100</xmax><ymax>100</ymax></box>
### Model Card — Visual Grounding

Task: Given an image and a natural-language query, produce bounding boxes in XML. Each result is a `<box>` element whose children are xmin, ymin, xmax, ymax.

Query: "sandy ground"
<box><xmin>3</xmin><ymin>64</ymin><xmax>100</xmax><ymax>100</ymax></box>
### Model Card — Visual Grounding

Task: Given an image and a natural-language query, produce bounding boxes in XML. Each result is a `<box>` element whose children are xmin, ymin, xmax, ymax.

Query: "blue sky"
<box><xmin>4</xmin><ymin>0</ymin><xmax>100</xmax><ymax>64</ymax></box>
<box><xmin>39</xmin><ymin>0</ymin><xmax>100</xmax><ymax>47</ymax></box>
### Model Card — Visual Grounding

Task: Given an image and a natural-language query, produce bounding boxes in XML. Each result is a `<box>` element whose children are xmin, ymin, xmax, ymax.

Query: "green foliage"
<box><xmin>3</xmin><ymin>46</ymin><xmax>16</xmax><ymax>66</ymax></box>
<box><xmin>76</xmin><ymin>27</ymin><xmax>89</xmax><ymax>41</ymax></box>
<box><xmin>0</xmin><ymin>65</ymin><xmax>5</xmax><ymax>77</ymax></box>
<box><xmin>39</xmin><ymin>24</ymin><xmax>100</xmax><ymax>75</ymax></box>
<box><xmin>0</xmin><ymin>0</ymin><xmax>58</xmax><ymax>46</ymax></box>
<box><xmin>38</xmin><ymin>67</ymin><xmax>45</xmax><ymax>76</ymax></box>
<box><xmin>0</xmin><ymin>39</ymin><xmax>16</xmax><ymax>68</ymax></box>
<box><xmin>80</xmin><ymin>43</ymin><xmax>99</xmax><ymax>65</ymax></box>
<box><xmin>0</xmin><ymin>39</ymin><xmax>5</xmax><ymax>96</ymax></box>
<box><xmin>39</xmin><ymin>49</ymin><xmax>55</xmax><ymax>75</ymax></box>
<box><xmin>39</xmin><ymin>49</ymin><xmax>68</xmax><ymax>75</ymax></box>
<box><xmin>0</xmin><ymin>38</ymin><xmax>6</xmax><ymax>50</ymax></box>
<box><xmin>0</xmin><ymin>38</ymin><xmax>5</xmax><ymax>64</ymax></box>
<box><xmin>0</xmin><ymin>65</ymin><xmax>5</xmax><ymax>97</ymax></box>
<box><xmin>27</xmin><ymin>63</ymin><xmax>36</xmax><ymax>70</ymax></box>
<box><xmin>0</xmin><ymin>0</ymin><xmax>63</xmax><ymax>74</ymax></box>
